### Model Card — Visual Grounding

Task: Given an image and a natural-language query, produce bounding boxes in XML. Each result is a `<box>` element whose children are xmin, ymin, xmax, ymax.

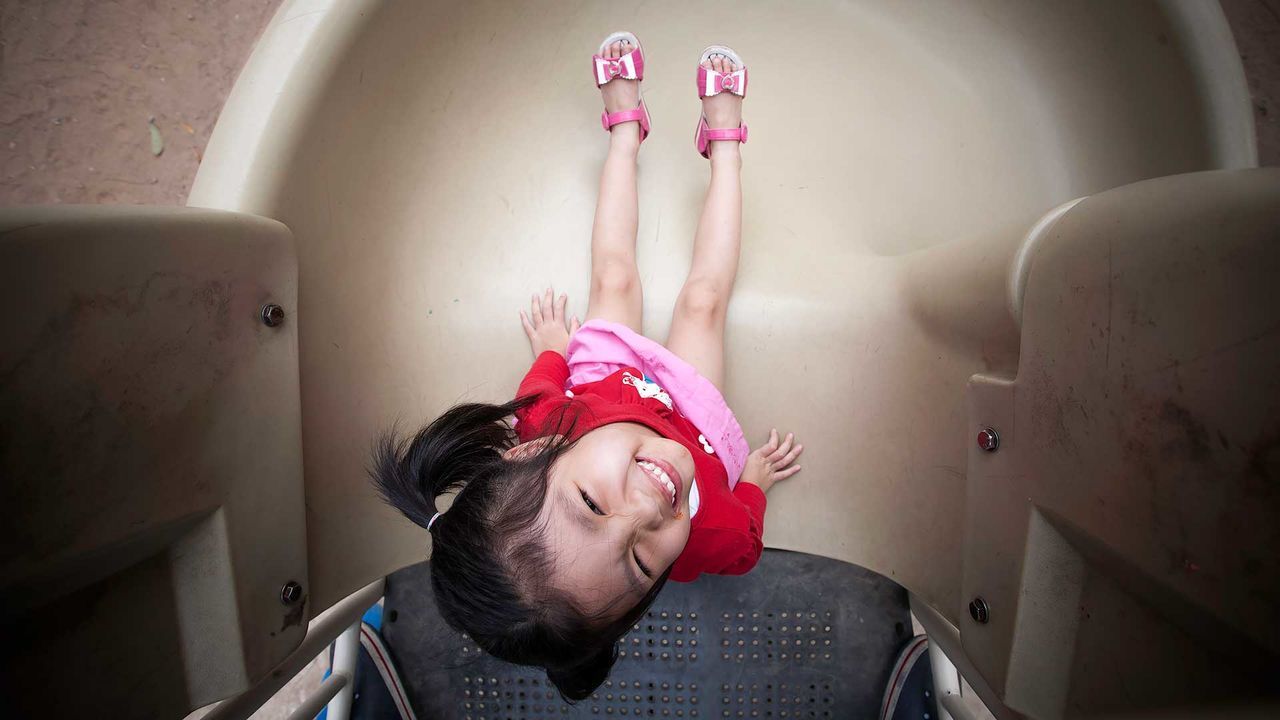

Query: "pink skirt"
<box><xmin>565</xmin><ymin>319</ymin><xmax>750</xmax><ymax>487</ymax></box>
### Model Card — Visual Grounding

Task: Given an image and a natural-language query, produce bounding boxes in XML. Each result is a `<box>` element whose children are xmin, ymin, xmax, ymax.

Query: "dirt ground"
<box><xmin>0</xmin><ymin>0</ymin><xmax>279</xmax><ymax>205</ymax></box>
<box><xmin>1223</xmin><ymin>0</ymin><xmax>1280</xmax><ymax>164</ymax></box>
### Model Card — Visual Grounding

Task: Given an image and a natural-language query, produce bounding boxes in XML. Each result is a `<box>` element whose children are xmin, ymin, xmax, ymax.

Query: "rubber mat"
<box><xmin>381</xmin><ymin>549</ymin><xmax>912</xmax><ymax>719</ymax></box>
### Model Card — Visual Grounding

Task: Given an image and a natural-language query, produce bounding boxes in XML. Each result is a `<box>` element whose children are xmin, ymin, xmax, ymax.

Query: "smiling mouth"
<box><xmin>636</xmin><ymin>457</ymin><xmax>681</xmax><ymax>510</ymax></box>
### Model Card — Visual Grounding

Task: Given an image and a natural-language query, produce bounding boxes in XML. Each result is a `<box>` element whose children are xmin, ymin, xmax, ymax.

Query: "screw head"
<box><xmin>969</xmin><ymin>597</ymin><xmax>990</xmax><ymax>624</ymax></box>
<box><xmin>976</xmin><ymin>427</ymin><xmax>1000</xmax><ymax>452</ymax></box>
<box><xmin>280</xmin><ymin>581</ymin><xmax>303</xmax><ymax>605</ymax></box>
<box><xmin>261</xmin><ymin>303</ymin><xmax>285</xmax><ymax>327</ymax></box>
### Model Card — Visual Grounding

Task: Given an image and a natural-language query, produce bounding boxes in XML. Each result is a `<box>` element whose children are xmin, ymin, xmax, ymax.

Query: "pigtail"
<box><xmin>546</xmin><ymin>645</ymin><xmax>618</xmax><ymax>701</ymax></box>
<box><xmin>370</xmin><ymin>398</ymin><xmax>532</xmax><ymax>530</ymax></box>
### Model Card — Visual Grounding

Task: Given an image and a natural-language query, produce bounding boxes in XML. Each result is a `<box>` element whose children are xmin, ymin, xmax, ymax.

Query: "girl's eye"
<box><xmin>634</xmin><ymin>550</ymin><xmax>652</xmax><ymax>579</ymax></box>
<box><xmin>581</xmin><ymin>490</ymin><xmax>604</xmax><ymax>516</ymax></box>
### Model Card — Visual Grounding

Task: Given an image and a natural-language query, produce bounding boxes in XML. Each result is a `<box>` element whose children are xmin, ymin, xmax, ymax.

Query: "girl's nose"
<box><xmin>626</xmin><ymin>484</ymin><xmax>666</xmax><ymax>528</ymax></box>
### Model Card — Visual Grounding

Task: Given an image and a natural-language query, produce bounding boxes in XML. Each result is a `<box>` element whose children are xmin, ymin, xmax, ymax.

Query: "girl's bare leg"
<box><xmin>665</xmin><ymin>54</ymin><xmax>743</xmax><ymax>389</ymax></box>
<box><xmin>584</xmin><ymin>39</ymin><xmax>644</xmax><ymax>333</ymax></box>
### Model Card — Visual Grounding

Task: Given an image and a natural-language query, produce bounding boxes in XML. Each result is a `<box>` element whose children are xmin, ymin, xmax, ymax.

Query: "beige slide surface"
<box><xmin>189</xmin><ymin>0</ymin><xmax>1255</xmax><ymax>625</ymax></box>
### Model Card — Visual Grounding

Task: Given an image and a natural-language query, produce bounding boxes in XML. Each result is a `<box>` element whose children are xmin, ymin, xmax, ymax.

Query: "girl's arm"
<box><xmin>670</xmin><ymin>485</ymin><xmax>765</xmax><ymax>580</ymax></box>
<box><xmin>514</xmin><ymin>351</ymin><xmax>572</xmax><ymax>442</ymax></box>
<box><xmin>515</xmin><ymin>289</ymin><xmax>579</xmax><ymax>438</ymax></box>
<box><xmin>516</xmin><ymin>351</ymin><xmax>571</xmax><ymax>401</ymax></box>
<box><xmin>670</xmin><ymin>430</ymin><xmax>802</xmax><ymax>581</ymax></box>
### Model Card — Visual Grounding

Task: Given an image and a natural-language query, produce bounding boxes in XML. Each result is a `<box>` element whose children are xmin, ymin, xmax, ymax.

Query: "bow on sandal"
<box><xmin>593</xmin><ymin>31</ymin><xmax>651</xmax><ymax>142</ymax></box>
<box><xmin>694</xmin><ymin>45</ymin><xmax>749</xmax><ymax>158</ymax></box>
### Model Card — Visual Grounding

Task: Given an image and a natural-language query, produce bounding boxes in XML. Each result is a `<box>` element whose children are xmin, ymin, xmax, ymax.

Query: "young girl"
<box><xmin>373</xmin><ymin>32</ymin><xmax>802</xmax><ymax>700</ymax></box>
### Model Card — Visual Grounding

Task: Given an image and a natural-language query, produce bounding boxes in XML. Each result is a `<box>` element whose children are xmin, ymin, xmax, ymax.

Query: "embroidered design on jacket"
<box><xmin>622</xmin><ymin>371</ymin><xmax>674</xmax><ymax>410</ymax></box>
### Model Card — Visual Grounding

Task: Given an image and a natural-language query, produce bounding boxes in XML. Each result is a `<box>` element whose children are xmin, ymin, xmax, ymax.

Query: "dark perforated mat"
<box><xmin>380</xmin><ymin>549</ymin><xmax>912</xmax><ymax>719</ymax></box>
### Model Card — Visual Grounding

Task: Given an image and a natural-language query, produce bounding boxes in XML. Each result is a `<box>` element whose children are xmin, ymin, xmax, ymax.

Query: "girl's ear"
<box><xmin>503</xmin><ymin>435</ymin><xmax>562</xmax><ymax>461</ymax></box>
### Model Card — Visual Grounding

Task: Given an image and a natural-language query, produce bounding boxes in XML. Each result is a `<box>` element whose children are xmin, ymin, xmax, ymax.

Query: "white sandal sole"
<box><xmin>699</xmin><ymin>44</ymin><xmax>745</xmax><ymax>67</ymax></box>
<box><xmin>599</xmin><ymin>31</ymin><xmax>642</xmax><ymax>56</ymax></box>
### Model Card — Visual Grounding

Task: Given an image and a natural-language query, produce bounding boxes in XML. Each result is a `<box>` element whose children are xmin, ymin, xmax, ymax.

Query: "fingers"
<box><xmin>570</xmin><ymin>315</ymin><xmax>581</xmax><ymax>335</ymax></box>
<box><xmin>531</xmin><ymin>287</ymin><xmax>557</xmax><ymax>326</ymax></box>
<box><xmin>776</xmin><ymin>443</ymin><xmax>803</xmax><ymax>468</ymax></box>
<box><xmin>529</xmin><ymin>287</ymin><xmax>577</xmax><ymax>329</ymax></box>
<box><xmin>767</xmin><ymin>433</ymin><xmax>794</xmax><ymax>463</ymax></box>
<box><xmin>519</xmin><ymin>309</ymin><xmax>535</xmax><ymax>338</ymax></box>
<box><xmin>759</xmin><ymin>428</ymin><xmax>780</xmax><ymax>456</ymax></box>
<box><xmin>755</xmin><ymin>429</ymin><xmax>804</xmax><ymax>482</ymax></box>
<box><xmin>774</xmin><ymin>464</ymin><xmax>802</xmax><ymax>481</ymax></box>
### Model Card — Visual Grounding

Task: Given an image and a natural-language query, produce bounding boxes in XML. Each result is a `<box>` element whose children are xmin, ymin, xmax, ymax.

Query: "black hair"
<box><xmin>370</xmin><ymin>396</ymin><xmax>670</xmax><ymax>700</ymax></box>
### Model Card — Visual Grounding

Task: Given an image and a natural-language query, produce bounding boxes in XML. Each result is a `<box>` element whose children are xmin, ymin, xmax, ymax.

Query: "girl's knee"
<box><xmin>592</xmin><ymin>260</ymin><xmax>640</xmax><ymax>299</ymax></box>
<box><xmin>675</xmin><ymin>278</ymin><xmax>728</xmax><ymax>325</ymax></box>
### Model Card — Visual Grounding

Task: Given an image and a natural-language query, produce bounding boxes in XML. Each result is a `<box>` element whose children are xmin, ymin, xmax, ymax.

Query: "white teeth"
<box><xmin>639</xmin><ymin>460</ymin><xmax>676</xmax><ymax>504</ymax></box>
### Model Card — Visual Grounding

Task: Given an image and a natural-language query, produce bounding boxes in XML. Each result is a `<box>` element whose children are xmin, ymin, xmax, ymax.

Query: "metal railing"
<box><xmin>197</xmin><ymin>579</ymin><xmax>384</xmax><ymax>720</ymax></box>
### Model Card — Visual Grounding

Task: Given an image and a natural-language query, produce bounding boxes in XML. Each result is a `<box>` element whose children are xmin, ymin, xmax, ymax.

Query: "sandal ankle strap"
<box><xmin>702</xmin><ymin>125</ymin><xmax>747</xmax><ymax>143</ymax></box>
<box><xmin>602</xmin><ymin>101</ymin><xmax>651</xmax><ymax>141</ymax></box>
<box><xmin>695</xmin><ymin>117</ymin><xmax>747</xmax><ymax>158</ymax></box>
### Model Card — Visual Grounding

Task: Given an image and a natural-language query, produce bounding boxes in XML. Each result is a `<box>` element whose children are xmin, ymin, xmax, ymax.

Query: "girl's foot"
<box><xmin>700</xmin><ymin>53</ymin><xmax>744</xmax><ymax>134</ymax></box>
<box><xmin>694</xmin><ymin>47</ymin><xmax>747</xmax><ymax>158</ymax></box>
<box><xmin>600</xmin><ymin>39</ymin><xmax>641</xmax><ymax>119</ymax></box>
<box><xmin>594</xmin><ymin>34</ymin><xmax>649</xmax><ymax>144</ymax></box>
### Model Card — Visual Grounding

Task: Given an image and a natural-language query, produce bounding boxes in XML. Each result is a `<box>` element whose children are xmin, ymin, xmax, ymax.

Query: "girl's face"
<box><xmin>523</xmin><ymin>422</ymin><xmax>695</xmax><ymax>617</ymax></box>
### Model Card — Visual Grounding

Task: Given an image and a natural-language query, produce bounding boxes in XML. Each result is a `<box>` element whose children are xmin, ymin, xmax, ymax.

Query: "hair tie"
<box><xmin>427</xmin><ymin>511</ymin><xmax>442</xmax><ymax>531</ymax></box>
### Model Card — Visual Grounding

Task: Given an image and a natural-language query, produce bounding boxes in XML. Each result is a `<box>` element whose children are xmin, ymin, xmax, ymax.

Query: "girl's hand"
<box><xmin>520</xmin><ymin>287</ymin><xmax>581</xmax><ymax>358</ymax></box>
<box><xmin>740</xmin><ymin>429</ymin><xmax>803</xmax><ymax>494</ymax></box>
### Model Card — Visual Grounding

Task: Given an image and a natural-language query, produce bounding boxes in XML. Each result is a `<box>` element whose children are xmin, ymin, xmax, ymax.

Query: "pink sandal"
<box><xmin>694</xmin><ymin>45</ymin><xmax>748</xmax><ymax>158</ymax></box>
<box><xmin>593</xmin><ymin>31</ymin><xmax>651</xmax><ymax>142</ymax></box>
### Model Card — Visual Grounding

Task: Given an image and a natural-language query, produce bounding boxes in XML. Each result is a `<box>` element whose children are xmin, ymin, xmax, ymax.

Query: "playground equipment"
<box><xmin>2</xmin><ymin>1</ymin><xmax>1276</xmax><ymax>718</ymax></box>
